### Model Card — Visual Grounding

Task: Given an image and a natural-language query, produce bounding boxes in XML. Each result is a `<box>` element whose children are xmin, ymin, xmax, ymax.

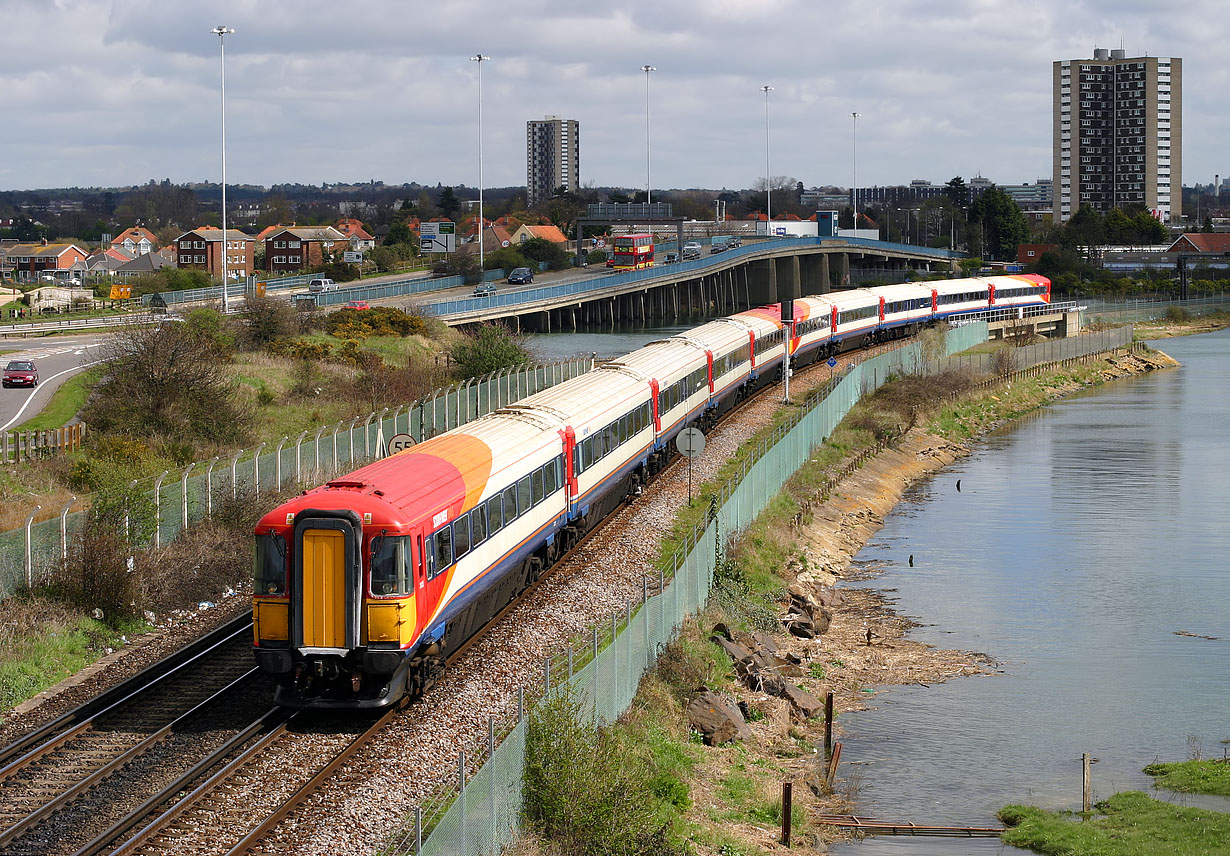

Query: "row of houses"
<box><xmin>0</xmin><ymin>219</ymin><xmax>377</xmax><ymax>282</ymax></box>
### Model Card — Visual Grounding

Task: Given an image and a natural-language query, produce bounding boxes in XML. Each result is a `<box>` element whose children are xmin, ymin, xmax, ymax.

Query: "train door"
<box><xmin>292</xmin><ymin>512</ymin><xmax>361</xmax><ymax>652</ymax></box>
<box><xmin>415</xmin><ymin>530</ymin><xmax>432</xmax><ymax>642</ymax></box>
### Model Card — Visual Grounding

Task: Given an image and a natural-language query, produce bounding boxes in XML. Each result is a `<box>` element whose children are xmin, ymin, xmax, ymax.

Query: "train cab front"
<box><xmin>252</xmin><ymin>507</ymin><xmax>413</xmax><ymax>709</ymax></box>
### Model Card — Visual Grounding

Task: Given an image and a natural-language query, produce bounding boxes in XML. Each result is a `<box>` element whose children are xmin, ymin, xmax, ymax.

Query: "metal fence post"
<box><xmin>205</xmin><ymin>456</ymin><xmax>219</xmax><ymax>519</ymax></box>
<box><xmin>275</xmin><ymin>436</ymin><xmax>287</xmax><ymax>491</ymax></box>
<box><xmin>295</xmin><ymin>430</ymin><xmax>309</xmax><ymax>483</ymax></box>
<box><xmin>25</xmin><ymin>506</ymin><xmax>40</xmax><ymax>588</ymax></box>
<box><xmin>252</xmin><ymin>443</ymin><xmax>266</xmax><ymax>496</ymax></box>
<box><xmin>313</xmin><ymin>427</ymin><xmax>326</xmax><ymax>478</ymax></box>
<box><xmin>181</xmin><ymin>463</ymin><xmax>195</xmax><ymax>530</ymax></box>
<box><xmin>231</xmin><ymin>449</ymin><xmax>243</xmax><ymax>500</ymax></box>
<box><xmin>151</xmin><ymin>472</ymin><xmax>167</xmax><ymax>547</ymax></box>
<box><xmin>59</xmin><ymin>496</ymin><xmax>76</xmax><ymax>563</ymax></box>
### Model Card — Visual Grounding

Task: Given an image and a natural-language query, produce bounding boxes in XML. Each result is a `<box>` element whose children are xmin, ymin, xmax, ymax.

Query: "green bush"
<box><xmin>484</xmin><ymin>247</ymin><xmax>529</xmax><ymax>272</ymax></box>
<box><xmin>523</xmin><ymin>686</ymin><xmax>685</xmax><ymax>856</ymax></box>
<box><xmin>448</xmin><ymin>323</ymin><xmax>529</xmax><ymax>379</ymax></box>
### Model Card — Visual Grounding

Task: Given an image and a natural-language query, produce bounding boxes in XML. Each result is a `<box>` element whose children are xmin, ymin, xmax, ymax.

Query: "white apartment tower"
<box><xmin>1053</xmin><ymin>49</ymin><xmax>1181</xmax><ymax>224</ymax></box>
<box><xmin>526</xmin><ymin>116</ymin><xmax>579</xmax><ymax>207</ymax></box>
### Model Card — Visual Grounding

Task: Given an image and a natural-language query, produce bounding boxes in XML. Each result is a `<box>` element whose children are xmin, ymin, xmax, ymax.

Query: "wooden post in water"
<box><xmin>780</xmin><ymin>781</ymin><xmax>792</xmax><ymax>846</ymax></box>
<box><xmin>824</xmin><ymin>691</ymin><xmax>834</xmax><ymax>757</ymax></box>
<box><xmin>1082</xmin><ymin>753</ymin><xmax>1092</xmax><ymax>813</ymax></box>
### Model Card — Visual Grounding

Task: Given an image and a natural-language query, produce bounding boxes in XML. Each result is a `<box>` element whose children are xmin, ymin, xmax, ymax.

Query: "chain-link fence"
<box><xmin>0</xmin><ymin>356</ymin><xmax>595</xmax><ymax>598</ymax></box>
<box><xmin>1081</xmin><ymin>293</ymin><xmax>1230</xmax><ymax>325</ymax></box>
<box><xmin>384</xmin><ymin>322</ymin><xmax>1150</xmax><ymax>856</ymax></box>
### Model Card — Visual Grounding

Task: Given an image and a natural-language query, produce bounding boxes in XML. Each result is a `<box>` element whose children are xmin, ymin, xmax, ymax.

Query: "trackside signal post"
<box><xmin>782</xmin><ymin>298</ymin><xmax>793</xmax><ymax>403</ymax></box>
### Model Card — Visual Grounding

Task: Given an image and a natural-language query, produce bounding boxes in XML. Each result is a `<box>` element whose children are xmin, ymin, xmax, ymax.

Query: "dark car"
<box><xmin>681</xmin><ymin>246</ymin><xmax>701</xmax><ymax>261</ymax></box>
<box><xmin>506</xmin><ymin>267</ymin><xmax>534</xmax><ymax>285</ymax></box>
<box><xmin>473</xmin><ymin>283</ymin><xmax>497</xmax><ymax>297</ymax></box>
<box><xmin>3</xmin><ymin>360</ymin><xmax>38</xmax><ymax>388</ymax></box>
<box><xmin>663</xmin><ymin>252</ymin><xmax>679</xmax><ymax>264</ymax></box>
<box><xmin>710</xmin><ymin>242</ymin><xmax>728</xmax><ymax>254</ymax></box>
<box><xmin>727</xmin><ymin>237</ymin><xmax>742</xmax><ymax>248</ymax></box>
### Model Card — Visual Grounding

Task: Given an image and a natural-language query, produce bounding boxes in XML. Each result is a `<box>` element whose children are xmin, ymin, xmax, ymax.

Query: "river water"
<box><xmin>831</xmin><ymin>328</ymin><xmax>1230</xmax><ymax>855</ymax></box>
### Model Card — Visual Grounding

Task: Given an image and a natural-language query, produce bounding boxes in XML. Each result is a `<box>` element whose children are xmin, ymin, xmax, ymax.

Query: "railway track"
<box><xmin>0</xmin><ymin>614</ymin><xmax>279</xmax><ymax>856</ymax></box>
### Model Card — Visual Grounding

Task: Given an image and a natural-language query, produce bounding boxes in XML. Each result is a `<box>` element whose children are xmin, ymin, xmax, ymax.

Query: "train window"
<box><xmin>471</xmin><ymin>507</ymin><xmax>487</xmax><ymax>545</ymax></box>
<box><xmin>433</xmin><ymin>526</ymin><xmax>453</xmax><ymax>573</ymax></box>
<box><xmin>371</xmin><ymin>535</ymin><xmax>410</xmax><ymax>596</ymax></box>
<box><xmin>517</xmin><ymin>475</ymin><xmax>532</xmax><ymax>513</ymax></box>
<box><xmin>531</xmin><ymin>469</ymin><xmax>545</xmax><ymax>505</ymax></box>
<box><xmin>487</xmin><ymin>497</ymin><xmax>503</xmax><ymax>534</ymax></box>
<box><xmin>503</xmin><ymin>486</ymin><xmax>518</xmax><ymax>522</ymax></box>
<box><xmin>544</xmin><ymin>460</ymin><xmax>559</xmax><ymax>495</ymax></box>
<box><xmin>253</xmin><ymin>532</ymin><xmax>286</xmax><ymax>596</ymax></box>
<box><xmin>454</xmin><ymin>515</ymin><xmax>471</xmax><ymax>559</ymax></box>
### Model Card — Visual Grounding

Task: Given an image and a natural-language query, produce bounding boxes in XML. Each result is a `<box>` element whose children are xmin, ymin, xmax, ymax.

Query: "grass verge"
<box><xmin>999</xmin><ymin>791</ymin><xmax>1230</xmax><ymax>856</ymax></box>
<box><xmin>1143</xmin><ymin>759</ymin><xmax>1230</xmax><ymax>797</ymax></box>
<box><xmin>16</xmin><ymin>366</ymin><xmax>103</xmax><ymax>431</ymax></box>
<box><xmin>0</xmin><ymin>595</ymin><xmax>143</xmax><ymax>718</ymax></box>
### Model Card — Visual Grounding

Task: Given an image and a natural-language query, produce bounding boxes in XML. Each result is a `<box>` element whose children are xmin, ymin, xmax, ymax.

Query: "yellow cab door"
<box><xmin>300</xmin><ymin>528</ymin><xmax>346</xmax><ymax>648</ymax></box>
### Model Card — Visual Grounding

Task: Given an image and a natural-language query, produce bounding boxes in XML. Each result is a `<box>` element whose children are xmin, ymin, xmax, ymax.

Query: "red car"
<box><xmin>3</xmin><ymin>360</ymin><xmax>38</xmax><ymax>388</ymax></box>
<box><xmin>343</xmin><ymin>300</ymin><xmax>371</xmax><ymax>310</ymax></box>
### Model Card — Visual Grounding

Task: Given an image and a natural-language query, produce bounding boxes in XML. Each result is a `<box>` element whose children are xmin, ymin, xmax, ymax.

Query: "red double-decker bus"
<box><xmin>611</xmin><ymin>233</ymin><xmax>654</xmax><ymax>270</ymax></box>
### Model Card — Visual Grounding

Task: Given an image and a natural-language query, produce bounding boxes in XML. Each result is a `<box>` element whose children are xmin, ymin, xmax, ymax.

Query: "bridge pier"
<box><xmin>838</xmin><ymin>253</ymin><xmax>850</xmax><ymax>288</ymax></box>
<box><xmin>800</xmin><ymin>255</ymin><xmax>826</xmax><ymax>296</ymax></box>
<box><xmin>747</xmin><ymin>259</ymin><xmax>778</xmax><ymax>306</ymax></box>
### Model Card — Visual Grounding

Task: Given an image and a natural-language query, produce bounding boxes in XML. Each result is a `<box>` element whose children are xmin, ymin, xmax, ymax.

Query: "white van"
<box><xmin>308</xmin><ymin>278</ymin><xmax>337</xmax><ymax>293</ymax></box>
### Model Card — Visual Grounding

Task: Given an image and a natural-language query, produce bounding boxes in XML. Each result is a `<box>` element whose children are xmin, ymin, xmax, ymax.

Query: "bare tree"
<box><xmin>81</xmin><ymin>322</ymin><xmax>249</xmax><ymax>445</ymax></box>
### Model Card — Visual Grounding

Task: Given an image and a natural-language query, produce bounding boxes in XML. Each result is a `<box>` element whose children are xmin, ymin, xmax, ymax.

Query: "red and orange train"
<box><xmin>252</xmin><ymin>274</ymin><xmax>1050</xmax><ymax>707</ymax></box>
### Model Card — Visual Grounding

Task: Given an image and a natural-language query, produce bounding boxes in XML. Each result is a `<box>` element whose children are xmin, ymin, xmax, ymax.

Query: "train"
<box><xmin>251</xmin><ymin>274</ymin><xmax>1050</xmax><ymax>708</ymax></box>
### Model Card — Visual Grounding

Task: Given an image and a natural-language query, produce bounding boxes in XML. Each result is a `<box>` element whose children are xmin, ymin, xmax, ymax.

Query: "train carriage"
<box><xmin>253</xmin><ymin>273</ymin><xmax>1053</xmax><ymax>708</ymax></box>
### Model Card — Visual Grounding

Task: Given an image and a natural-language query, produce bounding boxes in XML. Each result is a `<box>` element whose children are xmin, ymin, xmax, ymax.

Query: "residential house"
<box><xmin>1166</xmin><ymin>233</ymin><xmax>1230</xmax><ymax>254</ymax></box>
<box><xmin>86</xmin><ymin>246</ymin><xmax>135</xmax><ymax>276</ymax></box>
<box><xmin>175</xmin><ymin>228</ymin><xmax>255</xmax><ymax>279</ymax></box>
<box><xmin>111</xmin><ymin>227</ymin><xmax>158</xmax><ymax>257</ymax></box>
<box><xmin>263</xmin><ymin>226</ymin><xmax>346</xmax><ymax>274</ymax></box>
<box><xmin>334</xmin><ymin>218</ymin><xmax>375</xmax><ymax>252</ymax></box>
<box><xmin>116</xmin><ymin>251</ymin><xmax>172</xmax><ymax>280</ymax></box>
<box><xmin>3</xmin><ymin>240</ymin><xmax>89</xmax><ymax>282</ymax></box>
<box><xmin>510</xmin><ymin>223</ymin><xmax>568</xmax><ymax>245</ymax></box>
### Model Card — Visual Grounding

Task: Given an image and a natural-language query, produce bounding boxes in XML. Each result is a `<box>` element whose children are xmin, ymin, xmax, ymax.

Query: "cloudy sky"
<box><xmin>1</xmin><ymin>0</ymin><xmax>1225</xmax><ymax>194</ymax></box>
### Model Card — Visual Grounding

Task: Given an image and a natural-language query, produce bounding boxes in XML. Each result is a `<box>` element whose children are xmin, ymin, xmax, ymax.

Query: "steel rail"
<box><xmin>69</xmin><ymin>706</ymin><xmax>289</xmax><ymax>856</ymax></box>
<box><xmin>0</xmin><ymin>668</ymin><xmax>259</xmax><ymax>849</ymax></box>
<box><xmin>0</xmin><ymin>613</ymin><xmax>253</xmax><ymax>774</ymax></box>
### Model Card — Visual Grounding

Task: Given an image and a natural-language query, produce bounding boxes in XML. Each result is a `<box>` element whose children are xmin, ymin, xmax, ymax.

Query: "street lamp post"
<box><xmin>850</xmin><ymin>111</ymin><xmax>860</xmax><ymax>231</ymax></box>
<box><xmin>212</xmin><ymin>26</ymin><xmax>234</xmax><ymax>312</ymax></box>
<box><xmin>762</xmin><ymin>85</ymin><xmax>774</xmax><ymax>236</ymax></box>
<box><xmin>471</xmin><ymin>54</ymin><xmax>490</xmax><ymax>278</ymax></box>
<box><xmin>641</xmin><ymin>65</ymin><xmax>655</xmax><ymax>204</ymax></box>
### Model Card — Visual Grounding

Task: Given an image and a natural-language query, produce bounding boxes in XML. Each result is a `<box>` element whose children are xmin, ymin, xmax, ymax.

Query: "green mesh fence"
<box><xmin>393</xmin><ymin>321</ymin><xmax>1145</xmax><ymax>856</ymax></box>
<box><xmin>0</xmin><ymin>357</ymin><xmax>594</xmax><ymax>599</ymax></box>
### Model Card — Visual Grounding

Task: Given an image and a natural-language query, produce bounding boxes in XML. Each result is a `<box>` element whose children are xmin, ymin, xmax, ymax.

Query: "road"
<box><xmin>0</xmin><ymin>334</ymin><xmax>107</xmax><ymax>431</ymax></box>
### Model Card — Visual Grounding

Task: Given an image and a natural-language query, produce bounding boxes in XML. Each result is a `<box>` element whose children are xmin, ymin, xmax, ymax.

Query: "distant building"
<box><xmin>263</xmin><ymin>226</ymin><xmax>346</xmax><ymax>274</ymax></box>
<box><xmin>175</xmin><ymin>228</ymin><xmax>255</xmax><ymax>279</ymax></box>
<box><xmin>333</xmin><ymin>218</ymin><xmax>375</xmax><ymax>252</ymax></box>
<box><xmin>111</xmin><ymin>227</ymin><xmax>158</xmax><ymax>257</ymax></box>
<box><xmin>526</xmin><ymin>116</ymin><xmax>579</xmax><ymax>207</ymax></box>
<box><xmin>511</xmin><ymin>223</ymin><xmax>568</xmax><ymax>245</ymax></box>
<box><xmin>1053</xmin><ymin>48</ymin><xmax>1181</xmax><ymax>223</ymax></box>
<box><xmin>3</xmin><ymin>240</ymin><xmax>89</xmax><ymax>282</ymax></box>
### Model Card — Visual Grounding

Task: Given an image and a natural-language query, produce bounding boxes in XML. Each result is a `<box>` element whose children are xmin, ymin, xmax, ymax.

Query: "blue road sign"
<box><xmin>827</xmin><ymin>357</ymin><xmax>838</xmax><ymax>368</ymax></box>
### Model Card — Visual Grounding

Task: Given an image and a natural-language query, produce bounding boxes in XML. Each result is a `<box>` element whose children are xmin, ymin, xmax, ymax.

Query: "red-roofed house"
<box><xmin>334</xmin><ymin>218</ymin><xmax>375</xmax><ymax>252</ymax></box>
<box><xmin>511</xmin><ymin>223</ymin><xmax>568</xmax><ymax>244</ymax></box>
<box><xmin>1166</xmin><ymin>233</ymin><xmax>1230</xmax><ymax>254</ymax></box>
<box><xmin>254</xmin><ymin>224</ymin><xmax>293</xmax><ymax>243</ymax></box>
<box><xmin>4</xmin><ymin>241</ymin><xmax>89</xmax><ymax>282</ymax></box>
<box><xmin>111</xmin><ymin>227</ymin><xmax>158</xmax><ymax>257</ymax></box>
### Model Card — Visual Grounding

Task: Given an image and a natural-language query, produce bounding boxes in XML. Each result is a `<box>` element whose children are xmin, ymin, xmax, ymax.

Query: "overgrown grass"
<box><xmin>1144</xmin><ymin>760</ymin><xmax>1230</xmax><ymax>797</ymax></box>
<box><xmin>16</xmin><ymin>366</ymin><xmax>103</xmax><ymax>432</ymax></box>
<box><xmin>0</xmin><ymin>596</ymin><xmax>143</xmax><ymax>719</ymax></box>
<box><xmin>999</xmin><ymin>791</ymin><xmax>1230</xmax><ymax>855</ymax></box>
